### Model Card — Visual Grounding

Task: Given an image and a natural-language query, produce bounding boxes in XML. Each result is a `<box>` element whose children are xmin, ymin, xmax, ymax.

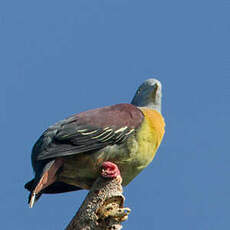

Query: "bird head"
<box><xmin>131</xmin><ymin>78</ymin><xmax>162</xmax><ymax>113</ymax></box>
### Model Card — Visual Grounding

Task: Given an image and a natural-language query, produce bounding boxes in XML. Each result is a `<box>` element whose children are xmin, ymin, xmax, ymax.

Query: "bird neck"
<box><xmin>140</xmin><ymin>103</ymin><xmax>161</xmax><ymax>113</ymax></box>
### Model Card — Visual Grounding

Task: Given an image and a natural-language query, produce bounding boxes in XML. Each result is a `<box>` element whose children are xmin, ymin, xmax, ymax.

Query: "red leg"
<box><xmin>101</xmin><ymin>161</ymin><xmax>120</xmax><ymax>178</ymax></box>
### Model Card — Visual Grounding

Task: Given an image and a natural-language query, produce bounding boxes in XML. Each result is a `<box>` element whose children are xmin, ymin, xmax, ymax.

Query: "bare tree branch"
<box><xmin>65</xmin><ymin>172</ymin><xmax>130</xmax><ymax>230</ymax></box>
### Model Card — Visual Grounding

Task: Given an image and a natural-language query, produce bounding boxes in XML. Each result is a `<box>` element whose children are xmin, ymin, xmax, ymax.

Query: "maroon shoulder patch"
<box><xmin>71</xmin><ymin>103</ymin><xmax>144</xmax><ymax>129</ymax></box>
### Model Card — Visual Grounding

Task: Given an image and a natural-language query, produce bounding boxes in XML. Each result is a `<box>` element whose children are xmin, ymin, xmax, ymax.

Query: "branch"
<box><xmin>65</xmin><ymin>165</ymin><xmax>131</xmax><ymax>230</ymax></box>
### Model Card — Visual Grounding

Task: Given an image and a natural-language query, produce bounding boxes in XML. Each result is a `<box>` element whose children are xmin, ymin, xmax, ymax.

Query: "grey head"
<box><xmin>131</xmin><ymin>78</ymin><xmax>162</xmax><ymax>113</ymax></box>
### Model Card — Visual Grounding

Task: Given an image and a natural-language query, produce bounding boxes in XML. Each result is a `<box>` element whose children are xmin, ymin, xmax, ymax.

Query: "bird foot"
<box><xmin>101</xmin><ymin>161</ymin><xmax>120</xmax><ymax>179</ymax></box>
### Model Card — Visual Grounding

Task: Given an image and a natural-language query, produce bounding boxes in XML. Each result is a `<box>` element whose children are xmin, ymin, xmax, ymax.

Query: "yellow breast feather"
<box><xmin>135</xmin><ymin>108</ymin><xmax>165</xmax><ymax>166</ymax></box>
<box><xmin>140</xmin><ymin>108</ymin><xmax>165</xmax><ymax>144</ymax></box>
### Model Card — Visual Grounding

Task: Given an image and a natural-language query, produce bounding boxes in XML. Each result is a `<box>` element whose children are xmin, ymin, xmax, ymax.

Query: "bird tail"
<box><xmin>24</xmin><ymin>179</ymin><xmax>42</xmax><ymax>208</ymax></box>
<box><xmin>24</xmin><ymin>158</ymin><xmax>83</xmax><ymax>208</ymax></box>
<box><xmin>24</xmin><ymin>158</ymin><xmax>64</xmax><ymax>208</ymax></box>
<box><xmin>25</xmin><ymin>179</ymin><xmax>83</xmax><ymax>207</ymax></box>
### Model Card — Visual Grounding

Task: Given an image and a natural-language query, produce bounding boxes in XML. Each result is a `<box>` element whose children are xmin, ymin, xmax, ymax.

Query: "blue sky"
<box><xmin>0</xmin><ymin>0</ymin><xmax>229</xmax><ymax>229</ymax></box>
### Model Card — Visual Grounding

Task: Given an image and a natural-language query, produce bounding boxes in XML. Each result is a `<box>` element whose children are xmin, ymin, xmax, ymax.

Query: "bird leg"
<box><xmin>101</xmin><ymin>161</ymin><xmax>120</xmax><ymax>179</ymax></box>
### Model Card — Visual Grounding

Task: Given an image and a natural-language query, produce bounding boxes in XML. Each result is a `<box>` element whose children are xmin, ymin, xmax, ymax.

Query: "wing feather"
<box><xmin>32</xmin><ymin>104</ymin><xmax>144</xmax><ymax>162</ymax></box>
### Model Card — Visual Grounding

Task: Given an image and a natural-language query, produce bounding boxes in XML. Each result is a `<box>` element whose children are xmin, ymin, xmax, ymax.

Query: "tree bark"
<box><xmin>65</xmin><ymin>174</ymin><xmax>130</xmax><ymax>230</ymax></box>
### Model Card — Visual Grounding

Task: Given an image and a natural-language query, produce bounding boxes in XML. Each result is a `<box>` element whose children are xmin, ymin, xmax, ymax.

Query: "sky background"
<box><xmin>0</xmin><ymin>0</ymin><xmax>230</xmax><ymax>229</ymax></box>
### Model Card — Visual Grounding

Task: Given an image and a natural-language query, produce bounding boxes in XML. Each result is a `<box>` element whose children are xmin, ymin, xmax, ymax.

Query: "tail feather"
<box><xmin>25</xmin><ymin>158</ymin><xmax>84</xmax><ymax>207</ymax></box>
<box><xmin>25</xmin><ymin>180</ymin><xmax>82</xmax><ymax>207</ymax></box>
<box><xmin>40</xmin><ymin>181</ymin><xmax>82</xmax><ymax>194</ymax></box>
<box><xmin>29</xmin><ymin>192</ymin><xmax>36</xmax><ymax>208</ymax></box>
<box><xmin>25</xmin><ymin>158</ymin><xmax>64</xmax><ymax>207</ymax></box>
<box><xmin>25</xmin><ymin>179</ymin><xmax>43</xmax><ymax>207</ymax></box>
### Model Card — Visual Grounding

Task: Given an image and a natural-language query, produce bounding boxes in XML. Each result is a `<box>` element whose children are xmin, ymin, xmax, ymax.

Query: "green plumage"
<box><xmin>25</xmin><ymin>78</ymin><xmax>165</xmax><ymax>207</ymax></box>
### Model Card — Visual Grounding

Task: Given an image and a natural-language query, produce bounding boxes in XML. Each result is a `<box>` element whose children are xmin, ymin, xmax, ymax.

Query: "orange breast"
<box><xmin>139</xmin><ymin>108</ymin><xmax>165</xmax><ymax>150</ymax></box>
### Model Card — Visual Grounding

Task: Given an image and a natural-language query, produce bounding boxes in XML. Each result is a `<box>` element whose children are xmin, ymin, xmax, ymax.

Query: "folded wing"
<box><xmin>32</xmin><ymin>103</ymin><xmax>144</xmax><ymax>162</ymax></box>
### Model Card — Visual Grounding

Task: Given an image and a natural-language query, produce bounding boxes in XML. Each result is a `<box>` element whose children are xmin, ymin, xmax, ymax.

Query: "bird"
<box><xmin>25</xmin><ymin>78</ymin><xmax>165</xmax><ymax>208</ymax></box>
